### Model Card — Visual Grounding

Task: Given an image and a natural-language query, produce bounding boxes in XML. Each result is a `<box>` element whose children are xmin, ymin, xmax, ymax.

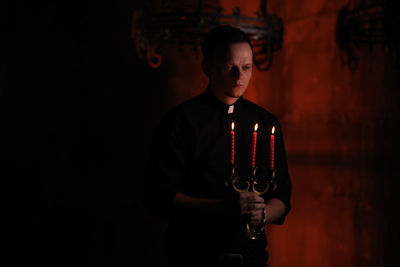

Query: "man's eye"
<box><xmin>243</xmin><ymin>65</ymin><xmax>252</xmax><ymax>70</ymax></box>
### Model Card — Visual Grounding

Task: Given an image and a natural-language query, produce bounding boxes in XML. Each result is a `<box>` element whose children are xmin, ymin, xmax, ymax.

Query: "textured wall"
<box><xmin>263</xmin><ymin>1</ymin><xmax>399</xmax><ymax>266</ymax></box>
<box><xmin>145</xmin><ymin>0</ymin><xmax>399</xmax><ymax>266</ymax></box>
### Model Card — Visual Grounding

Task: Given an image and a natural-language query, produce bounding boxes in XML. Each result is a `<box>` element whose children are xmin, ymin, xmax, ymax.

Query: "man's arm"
<box><xmin>173</xmin><ymin>192</ymin><xmax>266</xmax><ymax>225</ymax></box>
<box><xmin>265</xmin><ymin>119</ymin><xmax>292</xmax><ymax>225</ymax></box>
<box><xmin>173</xmin><ymin>192</ymin><xmax>229</xmax><ymax>217</ymax></box>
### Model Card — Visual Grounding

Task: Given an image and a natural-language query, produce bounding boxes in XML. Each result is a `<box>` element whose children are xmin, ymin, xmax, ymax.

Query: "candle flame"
<box><xmin>272</xmin><ymin>126</ymin><xmax>275</xmax><ymax>134</ymax></box>
<box><xmin>231</xmin><ymin>122</ymin><xmax>235</xmax><ymax>131</ymax></box>
<box><xmin>254</xmin><ymin>123</ymin><xmax>258</xmax><ymax>132</ymax></box>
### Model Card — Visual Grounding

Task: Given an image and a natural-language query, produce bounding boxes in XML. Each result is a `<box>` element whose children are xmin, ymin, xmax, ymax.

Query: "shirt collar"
<box><xmin>202</xmin><ymin>89</ymin><xmax>242</xmax><ymax>114</ymax></box>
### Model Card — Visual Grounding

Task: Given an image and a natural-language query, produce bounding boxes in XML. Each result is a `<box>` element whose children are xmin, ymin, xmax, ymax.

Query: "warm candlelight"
<box><xmin>270</xmin><ymin>126</ymin><xmax>275</xmax><ymax>170</ymax></box>
<box><xmin>231</xmin><ymin>122</ymin><xmax>235</xmax><ymax>165</ymax></box>
<box><xmin>251</xmin><ymin>123</ymin><xmax>258</xmax><ymax>168</ymax></box>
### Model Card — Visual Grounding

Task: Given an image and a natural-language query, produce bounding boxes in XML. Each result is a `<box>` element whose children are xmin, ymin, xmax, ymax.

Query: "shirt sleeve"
<box><xmin>142</xmin><ymin>110</ymin><xmax>189</xmax><ymax>219</ymax></box>
<box><xmin>267</xmin><ymin>119</ymin><xmax>292</xmax><ymax>225</ymax></box>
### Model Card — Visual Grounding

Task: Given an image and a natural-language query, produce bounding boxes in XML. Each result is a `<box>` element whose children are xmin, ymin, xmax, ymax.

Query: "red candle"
<box><xmin>270</xmin><ymin>126</ymin><xmax>275</xmax><ymax>170</ymax></box>
<box><xmin>251</xmin><ymin>123</ymin><xmax>258</xmax><ymax>168</ymax></box>
<box><xmin>230</xmin><ymin>122</ymin><xmax>235</xmax><ymax>165</ymax></box>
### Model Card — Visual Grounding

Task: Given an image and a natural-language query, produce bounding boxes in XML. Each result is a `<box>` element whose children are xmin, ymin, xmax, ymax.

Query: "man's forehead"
<box><xmin>215</xmin><ymin>44</ymin><xmax>252</xmax><ymax>60</ymax></box>
<box><xmin>217</xmin><ymin>53</ymin><xmax>253</xmax><ymax>64</ymax></box>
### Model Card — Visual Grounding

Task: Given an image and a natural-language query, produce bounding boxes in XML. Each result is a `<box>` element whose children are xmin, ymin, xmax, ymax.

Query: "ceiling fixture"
<box><xmin>131</xmin><ymin>0</ymin><xmax>283</xmax><ymax>71</ymax></box>
<box><xmin>336</xmin><ymin>0</ymin><xmax>399</xmax><ymax>71</ymax></box>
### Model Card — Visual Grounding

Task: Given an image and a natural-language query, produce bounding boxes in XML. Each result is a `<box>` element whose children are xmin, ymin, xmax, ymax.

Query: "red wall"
<box><xmin>144</xmin><ymin>0</ymin><xmax>400</xmax><ymax>266</ymax></box>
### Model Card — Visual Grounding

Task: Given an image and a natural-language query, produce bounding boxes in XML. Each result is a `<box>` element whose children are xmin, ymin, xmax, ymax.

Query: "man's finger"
<box><xmin>250</xmin><ymin>209</ymin><xmax>264</xmax><ymax>217</ymax></box>
<box><xmin>249</xmin><ymin>203</ymin><xmax>266</xmax><ymax>210</ymax></box>
<box><xmin>250</xmin><ymin>217</ymin><xmax>264</xmax><ymax>226</ymax></box>
<box><xmin>246</xmin><ymin>193</ymin><xmax>264</xmax><ymax>202</ymax></box>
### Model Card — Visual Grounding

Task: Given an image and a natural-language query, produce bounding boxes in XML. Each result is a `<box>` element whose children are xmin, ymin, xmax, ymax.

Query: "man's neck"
<box><xmin>208</xmin><ymin>85</ymin><xmax>239</xmax><ymax>106</ymax></box>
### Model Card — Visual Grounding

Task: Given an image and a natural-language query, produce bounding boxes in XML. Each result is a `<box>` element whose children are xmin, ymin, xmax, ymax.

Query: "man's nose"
<box><xmin>230</xmin><ymin>66</ymin><xmax>241</xmax><ymax>80</ymax></box>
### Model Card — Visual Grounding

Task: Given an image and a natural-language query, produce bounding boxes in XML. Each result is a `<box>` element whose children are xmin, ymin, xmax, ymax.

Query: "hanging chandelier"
<box><xmin>131</xmin><ymin>0</ymin><xmax>283</xmax><ymax>71</ymax></box>
<box><xmin>336</xmin><ymin>0</ymin><xmax>399</xmax><ymax>71</ymax></box>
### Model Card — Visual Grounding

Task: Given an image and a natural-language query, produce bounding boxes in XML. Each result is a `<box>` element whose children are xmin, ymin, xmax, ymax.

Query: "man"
<box><xmin>144</xmin><ymin>25</ymin><xmax>292</xmax><ymax>267</ymax></box>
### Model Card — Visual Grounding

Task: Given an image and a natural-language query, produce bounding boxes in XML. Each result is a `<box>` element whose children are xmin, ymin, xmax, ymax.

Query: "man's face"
<box><xmin>206</xmin><ymin>42</ymin><xmax>253</xmax><ymax>100</ymax></box>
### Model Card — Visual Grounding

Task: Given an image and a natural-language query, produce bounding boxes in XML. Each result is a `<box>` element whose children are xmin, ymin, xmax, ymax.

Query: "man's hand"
<box><xmin>239</xmin><ymin>192</ymin><xmax>266</xmax><ymax>226</ymax></box>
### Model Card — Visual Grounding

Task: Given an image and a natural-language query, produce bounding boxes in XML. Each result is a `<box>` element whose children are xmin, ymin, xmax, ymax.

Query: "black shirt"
<box><xmin>144</xmin><ymin>90</ymin><xmax>292</xmax><ymax>258</ymax></box>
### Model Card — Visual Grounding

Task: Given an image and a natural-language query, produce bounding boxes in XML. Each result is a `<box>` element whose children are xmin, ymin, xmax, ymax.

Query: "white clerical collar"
<box><xmin>227</xmin><ymin>105</ymin><xmax>234</xmax><ymax>114</ymax></box>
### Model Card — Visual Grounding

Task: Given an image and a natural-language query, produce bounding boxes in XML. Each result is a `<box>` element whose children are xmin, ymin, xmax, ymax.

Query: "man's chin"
<box><xmin>227</xmin><ymin>89</ymin><xmax>246</xmax><ymax>98</ymax></box>
<box><xmin>228</xmin><ymin>94</ymin><xmax>241</xmax><ymax>99</ymax></box>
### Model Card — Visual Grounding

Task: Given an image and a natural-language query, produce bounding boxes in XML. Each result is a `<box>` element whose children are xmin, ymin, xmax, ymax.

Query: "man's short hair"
<box><xmin>202</xmin><ymin>25</ymin><xmax>253</xmax><ymax>62</ymax></box>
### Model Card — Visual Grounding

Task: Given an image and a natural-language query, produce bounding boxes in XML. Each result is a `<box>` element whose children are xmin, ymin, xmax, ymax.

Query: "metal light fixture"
<box><xmin>131</xmin><ymin>0</ymin><xmax>283</xmax><ymax>71</ymax></box>
<box><xmin>336</xmin><ymin>0</ymin><xmax>399</xmax><ymax>71</ymax></box>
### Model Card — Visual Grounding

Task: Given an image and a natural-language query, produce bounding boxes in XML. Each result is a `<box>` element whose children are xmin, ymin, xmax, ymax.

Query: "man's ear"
<box><xmin>202</xmin><ymin>60</ymin><xmax>210</xmax><ymax>77</ymax></box>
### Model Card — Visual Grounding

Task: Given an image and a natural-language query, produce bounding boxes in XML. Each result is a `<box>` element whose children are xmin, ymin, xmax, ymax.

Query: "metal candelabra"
<box><xmin>225</xmin><ymin>166</ymin><xmax>277</xmax><ymax>239</ymax></box>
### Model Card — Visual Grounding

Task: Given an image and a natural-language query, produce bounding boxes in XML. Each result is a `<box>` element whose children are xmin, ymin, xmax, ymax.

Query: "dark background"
<box><xmin>5</xmin><ymin>1</ymin><xmax>162</xmax><ymax>266</ymax></box>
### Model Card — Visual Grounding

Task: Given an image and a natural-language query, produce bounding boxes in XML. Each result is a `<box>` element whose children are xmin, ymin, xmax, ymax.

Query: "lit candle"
<box><xmin>230</xmin><ymin>122</ymin><xmax>235</xmax><ymax>165</ymax></box>
<box><xmin>270</xmin><ymin>126</ymin><xmax>275</xmax><ymax>170</ymax></box>
<box><xmin>251</xmin><ymin>123</ymin><xmax>258</xmax><ymax>168</ymax></box>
